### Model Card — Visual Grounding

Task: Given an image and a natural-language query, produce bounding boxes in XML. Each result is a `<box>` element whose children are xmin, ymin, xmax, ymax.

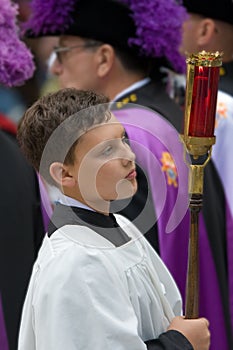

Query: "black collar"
<box><xmin>48</xmin><ymin>203</ymin><xmax>131</xmax><ymax>247</ymax></box>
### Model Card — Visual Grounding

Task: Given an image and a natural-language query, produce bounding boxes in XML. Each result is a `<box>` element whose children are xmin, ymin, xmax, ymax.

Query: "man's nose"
<box><xmin>48</xmin><ymin>52</ymin><xmax>62</xmax><ymax>75</ymax></box>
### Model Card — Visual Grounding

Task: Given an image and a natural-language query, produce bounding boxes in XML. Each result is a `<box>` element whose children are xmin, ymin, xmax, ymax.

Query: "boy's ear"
<box><xmin>49</xmin><ymin>162</ymin><xmax>76</xmax><ymax>188</ymax></box>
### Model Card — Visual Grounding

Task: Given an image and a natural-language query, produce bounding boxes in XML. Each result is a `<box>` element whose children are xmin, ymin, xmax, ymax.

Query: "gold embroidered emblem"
<box><xmin>130</xmin><ymin>94</ymin><xmax>137</xmax><ymax>102</ymax></box>
<box><xmin>161</xmin><ymin>152</ymin><xmax>178</xmax><ymax>187</ymax></box>
<box><xmin>115</xmin><ymin>94</ymin><xmax>138</xmax><ymax>108</ymax></box>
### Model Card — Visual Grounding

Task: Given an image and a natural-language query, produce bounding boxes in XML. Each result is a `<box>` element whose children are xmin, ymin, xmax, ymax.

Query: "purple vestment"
<box><xmin>114</xmin><ymin>106</ymin><xmax>230</xmax><ymax>349</ymax></box>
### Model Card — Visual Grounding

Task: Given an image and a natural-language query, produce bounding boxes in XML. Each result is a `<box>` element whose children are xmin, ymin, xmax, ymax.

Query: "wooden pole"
<box><xmin>185</xmin><ymin>193</ymin><xmax>202</xmax><ymax>319</ymax></box>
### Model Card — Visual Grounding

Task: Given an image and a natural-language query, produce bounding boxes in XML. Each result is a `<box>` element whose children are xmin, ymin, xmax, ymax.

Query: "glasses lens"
<box><xmin>53</xmin><ymin>42</ymin><xmax>102</xmax><ymax>64</ymax></box>
<box><xmin>53</xmin><ymin>47</ymin><xmax>66</xmax><ymax>64</ymax></box>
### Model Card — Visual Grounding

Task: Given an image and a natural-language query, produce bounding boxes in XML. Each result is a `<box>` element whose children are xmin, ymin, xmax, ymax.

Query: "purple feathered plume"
<box><xmin>121</xmin><ymin>0</ymin><xmax>188</xmax><ymax>73</ymax></box>
<box><xmin>0</xmin><ymin>0</ymin><xmax>35</xmax><ymax>87</ymax></box>
<box><xmin>23</xmin><ymin>0</ymin><xmax>76</xmax><ymax>36</ymax></box>
<box><xmin>24</xmin><ymin>0</ymin><xmax>187</xmax><ymax>73</ymax></box>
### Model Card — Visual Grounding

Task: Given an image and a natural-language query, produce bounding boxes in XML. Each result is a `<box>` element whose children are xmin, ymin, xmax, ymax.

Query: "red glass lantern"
<box><xmin>188</xmin><ymin>65</ymin><xmax>220</xmax><ymax>137</ymax></box>
<box><xmin>183</xmin><ymin>51</ymin><xmax>222</xmax><ymax>146</ymax></box>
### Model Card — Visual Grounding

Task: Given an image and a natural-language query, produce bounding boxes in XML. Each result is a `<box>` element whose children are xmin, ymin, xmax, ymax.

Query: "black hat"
<box><xmin>23</xmin><ymin>0</ymin><xmax>188</xmax><ymax>73</ymax></box>
<box><xmin>26</xmin><ymin>0</ymin><xmax>135</xmax><ymax>52</ymax></box>
<box><xmin>183</xmin><ymin>0</ymin><xmax>233</xmax><ymax>25</ymax></box>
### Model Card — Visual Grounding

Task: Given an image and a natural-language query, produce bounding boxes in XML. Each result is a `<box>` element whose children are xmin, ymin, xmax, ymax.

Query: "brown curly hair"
<box><xmin>17</xmin><ymin>88</ymin><xmax>111</xmax><ymax>184</ymax></box>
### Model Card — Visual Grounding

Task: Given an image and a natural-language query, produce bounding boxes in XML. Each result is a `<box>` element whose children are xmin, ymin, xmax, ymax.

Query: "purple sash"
<box><xmin>114</xmin><ymin>106</ymin><xmax>229</xmax><ymax>349</ymax></box>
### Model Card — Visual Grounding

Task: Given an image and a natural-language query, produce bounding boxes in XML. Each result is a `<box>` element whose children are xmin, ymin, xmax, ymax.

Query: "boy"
<box><xmin>17</xmin><ymin>88</ymin><xmax>210</xmax><ymax>350</ymax></box>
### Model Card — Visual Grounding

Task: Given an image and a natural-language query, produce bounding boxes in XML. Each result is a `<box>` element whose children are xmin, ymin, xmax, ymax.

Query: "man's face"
<box><xmin>67</xmin><ymin>115</ymin><xmax>137</xmax><ymax>211</ymax></box>
<box><xmin>50</xmin><ymin>35</ymin><xmax>101</xmax><ymax>91</ymax></box>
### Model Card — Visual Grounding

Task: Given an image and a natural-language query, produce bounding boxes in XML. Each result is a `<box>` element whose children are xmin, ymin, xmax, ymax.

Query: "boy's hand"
<box><xmin>168</xmin><ymin>315</ymin><xmax>210</xmax><ymax>350</ymax></box>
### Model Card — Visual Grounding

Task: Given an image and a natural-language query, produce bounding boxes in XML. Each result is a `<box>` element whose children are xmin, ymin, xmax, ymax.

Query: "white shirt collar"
<box><xmin>57</xmin><ymin>194</ymin><xmax>94</xmax><ymax>211</ymax></box>
<box><xmin>114</xmin><ymin>77</ymin><xmax>151</xmax><ymax>101</ymax></box>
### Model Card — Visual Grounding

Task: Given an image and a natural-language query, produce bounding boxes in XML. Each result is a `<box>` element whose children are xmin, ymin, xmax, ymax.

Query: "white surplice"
<box><xmin>18</xmin><ymin>214</ymin><xmax>182</xmax><ymax>350</ymax></box>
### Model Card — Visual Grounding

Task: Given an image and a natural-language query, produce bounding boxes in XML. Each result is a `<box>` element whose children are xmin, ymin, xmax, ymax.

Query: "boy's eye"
<box><xmin>102</xmin><ymin>145</ymin><xmax>113</xmax><ymax>156</ymax></box>
<box><xmin>122</xmin><ymin>135</ymin><xmax>129</xmax><ymax>145</ymax></box>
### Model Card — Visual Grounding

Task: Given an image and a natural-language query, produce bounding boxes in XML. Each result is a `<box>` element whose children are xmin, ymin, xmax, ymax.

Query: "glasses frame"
<box><xmin>53</xmin><ymin>41</ymin><xmax>102</xmax><ymax>64</ymax></box>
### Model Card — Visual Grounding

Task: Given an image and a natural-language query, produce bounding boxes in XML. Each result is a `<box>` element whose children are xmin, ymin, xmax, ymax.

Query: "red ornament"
<box><xmin>188</xmin><ymin>65</ymin><xmax>219</xmax><ymax>137</ymax></box>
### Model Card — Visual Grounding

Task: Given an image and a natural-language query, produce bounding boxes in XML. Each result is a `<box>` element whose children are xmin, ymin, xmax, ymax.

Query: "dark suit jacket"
<box><xmin>0</xmin><ymin>129</ymin><xmax>44</xmax><ymax>350</ymax></box>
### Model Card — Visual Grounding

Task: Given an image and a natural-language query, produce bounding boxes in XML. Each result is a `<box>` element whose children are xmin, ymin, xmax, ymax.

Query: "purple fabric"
<box><xmin>114</xmin><ymin>106</ymin><xmax>229</xmax><ymax>350</ymax></box>
<box><xmin>114</xmin><ymin>106</ymin><xmax>190</xmax><ymax>234</ymax></box>
<box><xmin>0</xmin><ymin>295</ymin><xmax>8</xmax><ymax>350</ymax></box>
<box><xmin>226</xmin><ymin>204</ymin><xmax>233</xmax><ymax>329</ymax></box>
<box><xmin>198</xmin><ymin>214</ymin><xmax>228</xmax><ymax>349</ymax></box>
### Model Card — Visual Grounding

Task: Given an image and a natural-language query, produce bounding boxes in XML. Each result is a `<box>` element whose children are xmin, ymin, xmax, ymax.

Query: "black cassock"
<box><xmin>0</xmin><ymin>128</ymin><xmax>44</xmax><ymax>350</ymax></box>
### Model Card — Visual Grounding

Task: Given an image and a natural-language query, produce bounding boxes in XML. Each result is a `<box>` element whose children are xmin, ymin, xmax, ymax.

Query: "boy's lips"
<box><xmin>125</xmin><ymin>168</ymin><xmax>137</xmax><ymax>179</ymax></box>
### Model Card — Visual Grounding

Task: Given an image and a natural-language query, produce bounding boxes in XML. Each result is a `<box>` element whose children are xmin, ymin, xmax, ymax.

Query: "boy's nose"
<box><xmin>121</xmin><ymin>145</ymin><xmax>136</xmax><ymax>166</ymax></box>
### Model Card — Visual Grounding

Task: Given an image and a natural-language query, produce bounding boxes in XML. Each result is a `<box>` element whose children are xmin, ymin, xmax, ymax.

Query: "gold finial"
<box><xmin>186</xmin><ymin>51</ymin><xmax>223</xmax><ymax>67</ymax></box>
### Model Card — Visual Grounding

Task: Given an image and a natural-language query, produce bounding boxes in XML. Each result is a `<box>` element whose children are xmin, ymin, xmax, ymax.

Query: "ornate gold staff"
<box><xmin>180</xmin><ymin>51</ymin><xmax>223</xmax><ymax>319</ymax></box>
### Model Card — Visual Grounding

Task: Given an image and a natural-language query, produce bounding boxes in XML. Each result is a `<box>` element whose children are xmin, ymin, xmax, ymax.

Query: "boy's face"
<box><xmin>66</xmin><ymin>114</ymin><xmax>137</xmax><ymax>211</ymax></box>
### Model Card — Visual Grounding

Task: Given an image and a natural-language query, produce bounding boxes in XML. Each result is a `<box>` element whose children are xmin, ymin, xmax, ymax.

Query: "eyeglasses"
<box><xmin>53</xmin><ymin>42</ymin><xmax>101</xmax><ymax>64</ymax></box>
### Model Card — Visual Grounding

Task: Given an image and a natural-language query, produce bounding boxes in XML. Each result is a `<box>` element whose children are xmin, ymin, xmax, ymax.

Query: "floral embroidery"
<box><xmin>161</xmin><ymin>152</ymin><xmax>178</xmax><ymax>187</ymax></box>
<box><xmin>215</xmin><ymin>101</ymin><xmax>228</xmax><ymax>128</ymax></box>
